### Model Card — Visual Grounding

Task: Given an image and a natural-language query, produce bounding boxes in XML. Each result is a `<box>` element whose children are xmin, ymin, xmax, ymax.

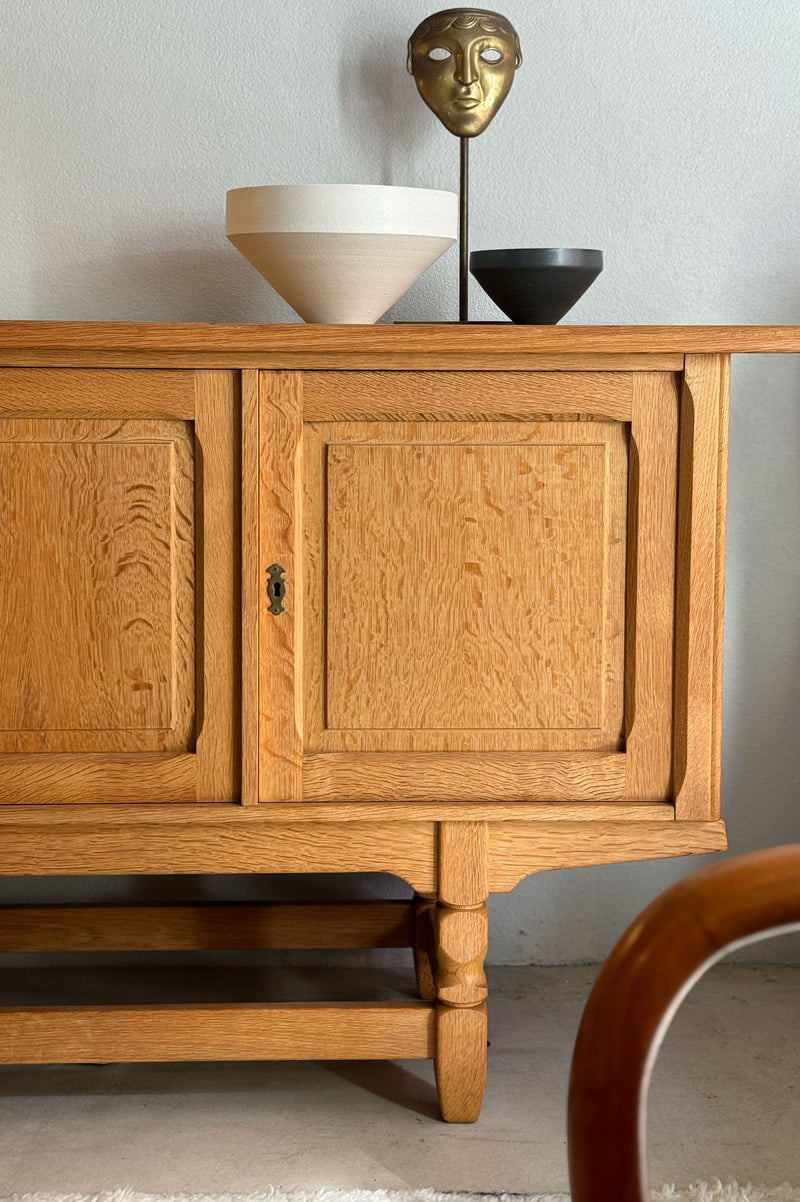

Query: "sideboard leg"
<box><xmin>435</xmin><ymin>1000</ymin><xmax>488</xmax><ymax>1123</ymax></box>
<box><xmin>413</xmin><ymin>897</ymin><xmax>437</xmax><ymax>1000</ymax></box>
<box><xmin>434</xmin><ymin>822</ymin><xmax>489</xmax><ymax>1123</ymax></box>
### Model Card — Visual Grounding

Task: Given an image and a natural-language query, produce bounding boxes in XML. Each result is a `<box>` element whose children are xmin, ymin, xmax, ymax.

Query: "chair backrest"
<box><xmin>567</xmin><ymin>844</ymin><xmax>800</xmax><ymax>1202</ymax></box>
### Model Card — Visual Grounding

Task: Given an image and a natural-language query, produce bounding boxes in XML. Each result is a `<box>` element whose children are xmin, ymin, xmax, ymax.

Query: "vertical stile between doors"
<box><xmin>241</xmin><ymin>369</ymin><xmax>261</xmax><ymax>805</ymax></box>
<box><xmin>258</xmin><ymin>371</ymin><xmax>304</xmax><ymax>802</ymax></box>
<box><xmin>194</xmin><ymin>370</ymin><xmax>242</xmax><ymax>803</ymax></box>
<box><xmin>624</xmin><ymin>372</ymin><xmax>679</xmax><ymax>801</ymax></box>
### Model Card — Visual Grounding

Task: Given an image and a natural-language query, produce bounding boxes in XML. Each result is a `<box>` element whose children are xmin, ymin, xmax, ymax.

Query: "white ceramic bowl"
<box><xmin>226</xmin><ymin>184</ymin><xmax>457</xmax><ymax>323</ymax></box>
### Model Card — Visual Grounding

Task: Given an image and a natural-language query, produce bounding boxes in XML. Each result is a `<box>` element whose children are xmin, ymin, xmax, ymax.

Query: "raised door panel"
<box><xmin>328</xmin><ymin>436</ymin><xmax>612</xmax><ymax>732</ymax></box>
<box><xmin>257</xmin><ymin>369</ymin><xmax>679</xmax><ymax>805</ymax></box>
<box><xmin>0</xmin><ymin>419</ymin><xmax>194</xmax><ymax>754</ymax></box>
<box><xmin>308</xmin><ymin>421</ymin><xmax>626</xmax><ymax>751</ymax></box>
<box><xmin>0</xmin><ymin>370</ymin><xmax>240</xmax><ymax>804</ymax></box>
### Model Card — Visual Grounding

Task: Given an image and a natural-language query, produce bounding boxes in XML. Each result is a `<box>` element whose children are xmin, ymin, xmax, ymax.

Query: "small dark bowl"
<box><xmin>470</xmin><ymin>248</ymin><xmax>603</xmax><ymax>324</ymax></box>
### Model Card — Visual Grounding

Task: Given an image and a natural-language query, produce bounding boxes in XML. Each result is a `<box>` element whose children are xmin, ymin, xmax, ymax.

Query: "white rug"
<box><xmin>2</xmin><ymin>1185</ymin><xmax>799</xmax><ymax>1202</ymax></box>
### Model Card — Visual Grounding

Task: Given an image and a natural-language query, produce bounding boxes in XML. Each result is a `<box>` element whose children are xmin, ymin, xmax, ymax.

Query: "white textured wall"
<box><xmin>2</xmin><ymin>0</ymin><xmax>800</xmax><ymax>964</ymax></box>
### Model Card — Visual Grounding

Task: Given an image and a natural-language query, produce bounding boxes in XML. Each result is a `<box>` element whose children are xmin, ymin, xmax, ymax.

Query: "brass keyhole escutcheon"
<box><xmin>266</xmin><ymin>564</ymin><xmax>286</xmax><ymax>615</ymax></box>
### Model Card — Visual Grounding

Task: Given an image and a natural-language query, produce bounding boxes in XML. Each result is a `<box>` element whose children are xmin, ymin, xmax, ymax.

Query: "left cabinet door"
<box><xmin>0</xmin><ymin>369</ymin><xmax>241</xmax><ymax>804</ymax></box>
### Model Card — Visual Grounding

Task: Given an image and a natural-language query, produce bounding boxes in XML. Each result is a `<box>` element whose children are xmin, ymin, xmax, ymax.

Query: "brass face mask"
<box><xmin>407</xmin><ymin>8</ymin><xmax>522</xmax><ymax>138</ymax></box>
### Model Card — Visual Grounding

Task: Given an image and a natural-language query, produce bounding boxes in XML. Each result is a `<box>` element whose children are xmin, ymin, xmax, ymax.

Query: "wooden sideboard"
<box><xmin>0</xmin><ymin>321</ymin><xmax>798</xmax><ymax>1122</ymax></box>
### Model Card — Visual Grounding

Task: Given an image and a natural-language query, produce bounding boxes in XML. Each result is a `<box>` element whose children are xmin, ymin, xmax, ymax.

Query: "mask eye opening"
<box><xmin>427</xmin><ymin>46</ymin><xmax>452</xmax><ymax>61</ymax></box>
<box><xmin>480</xmin><ymin>47</ymin><xmax>503</xmax><ymax>63</ymax></box>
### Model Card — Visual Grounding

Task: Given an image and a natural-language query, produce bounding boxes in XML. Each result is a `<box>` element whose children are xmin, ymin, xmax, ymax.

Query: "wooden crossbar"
<box><xmin>0</xmin><ymin>902</ymin><xmax>416</xmax><ymax>953</ymax></box>
<box><xmin>0</xmin><ymin>1001</ymin><xmax>435</xmax><ymax>1063</ymax></box>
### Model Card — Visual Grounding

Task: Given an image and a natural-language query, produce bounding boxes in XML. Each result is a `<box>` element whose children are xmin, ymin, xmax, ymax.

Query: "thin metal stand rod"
<box><xmin>459</xmin><ymin>136</ymin><xmax>469</xmax><ymax>323</ymax></box>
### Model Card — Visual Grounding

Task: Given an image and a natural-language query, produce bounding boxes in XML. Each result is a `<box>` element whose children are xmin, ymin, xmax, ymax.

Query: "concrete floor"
<box><xmin>0</xmin><ymin>963</ymin><xmax>798</xmax><ymax>1196</ymax></box>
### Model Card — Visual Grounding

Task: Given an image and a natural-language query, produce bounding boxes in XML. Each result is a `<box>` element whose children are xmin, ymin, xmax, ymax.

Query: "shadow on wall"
<box><xmin>336</xmin><ymin>19</ymin><xmax>434</xmax><ymax>186</ymax></box>
<box><xmin>721</xmin><ymin>352</ymin><xmax>800</xmax><ymax>858</ymax></box>
<box><xmin>28</xmin><ymin>224</ymin><xmax>298</xmax><ymax>323</ymax></box>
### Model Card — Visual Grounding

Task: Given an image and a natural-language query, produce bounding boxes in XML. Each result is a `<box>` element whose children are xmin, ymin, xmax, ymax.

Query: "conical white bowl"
<box><xmin>226</xmin><ymin>184</ymin><xmax>457</xmax><ymax>323</ymax></box>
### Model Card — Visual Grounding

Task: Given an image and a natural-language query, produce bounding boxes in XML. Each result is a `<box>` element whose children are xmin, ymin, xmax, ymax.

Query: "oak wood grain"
<box><xmin>0</xmin><ymin>753</ymin><xmax>196</xmax><ymax>805</ymax></box>
<box><xmin>439</xmin><ymin>821</ymin><xmax>489</xmax><ymax>907</ymax></box>
<box><xmin>302</xmin><ymin>371</ymin><xmax>634</xmax><ymax>422</ymax></box>
<box><xmin>0</xmin><ymin>370</ymin><xmax>243</xmax><ymax>806</ymax></box>
<box><xmin>258</xmin><ymin>371</ymin><xmax>303</xmax><ymax>802</ymax></box>
<box><xmin>0</xmin><ymin>368</ymin><xmax>195</xmax><ymax>417</ymax></box>
<box><xmin>302</xmin><ymin>750</ymin><xmax>627</xmax><ymax>802</ymax></box>
<box><xmin>434</xmin><ymin>905</ymin><xmax>489</xmax><ymax>1008</ymax></box>
<box><xmin>0</xmin><ymin>1001</ymin><xmax>435</xmax><ymax>1063</ymax></box>
<box><xmin>414</xmin><ymin>899</ymin><xmax>438</xmax><ymax>1000</ymax></box>
<box><xmin>0</xmin><ymin>799</ymin><xmax>674</xmax><ymax>825</ymax></box>
<box><xmin>301</xmin><ymin>423</ymin><xmax>327</xmax><ymax>763</ymax></box>
<box><xmin>712</xmin><ymin>356</ymin><xmax>730</xmax><ymax>807</ymax></box>
<box><xmin>194</xmin><ymin>371</ymin><xmax>241</xmax><ymax>802</ymax></box>
<box><xmin>0</xmin><ymin>418</ymin><xmax>194</xmax><ymax>756</ymax></box>
<box><xmin>0</xmin><ymin>329</ymin><xmax>748</xmax><ymax>1124</ymax></box>
<box><xmin>0</xmin><ymin>901</ymin><xmax>416</xmax><ymax>952</ymax></box>
<box><xmin>674</xmin><ymin>355</ymin><xmax>725</xmax><ymax>819</ymax></box>
<box><xmin>0</xmin><ymin>320</ymin><xmax>798</xmax><ymax>354</ymax></box>
<box><xmin>320</xmin><ymin>423</ymin><xmax>626</xmax><ymax>749</ymax></box>
<box><xmin>624</xmin><ymin>373</ymin><xmax>679</xmax><ymax>800</ymax></box>
<box><xmin>241</xmin><ymin>370</ymin><xmax>260</xmax><ymax>806</ymax></box>
<box><xmin>433</xmin><ymin>821</ymin><xmax>490</xmax><ymax>1121</ymax></box>
<box><xmin>0</xmin><ymin>351</ymin><xmax>689</xmax><ymax>372</ymax></box>
<box><xmin>488</xmin><ymin>819</ymin><xmax>727</xmax><ymax>891</ymax></box>
<box><xmin>435</xmin><ymin>1003</ymin><xmax>488</xmax><ymax>1123</ymax></box>
<box><xmin>0</xmin><ymin>818</ymin><xmax>437</xmax><ymax>892</ymax></box>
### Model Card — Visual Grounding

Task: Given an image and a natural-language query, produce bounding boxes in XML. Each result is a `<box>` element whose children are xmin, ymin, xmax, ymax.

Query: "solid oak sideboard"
<box><xmin>0</xmin><ymin>321</ymin><xmax>798</xmax><ymax>1122</ymax></box>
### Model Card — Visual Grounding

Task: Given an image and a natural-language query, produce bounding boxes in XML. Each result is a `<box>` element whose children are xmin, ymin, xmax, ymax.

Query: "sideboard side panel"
<box><xmin>674</xmin><ymin>354</ymin><xmax>728</xmax><ymax>820</ymax></box>
<box><xmin>712</xmin><ymin>356</ymin><xmax>731</xmax><ymax>809</ymax></box>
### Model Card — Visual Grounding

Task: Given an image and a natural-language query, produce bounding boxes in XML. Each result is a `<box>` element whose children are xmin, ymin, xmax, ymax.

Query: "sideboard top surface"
<box><xmin>0</xmin><ymin>321</ymin><xmax>799</xmax><ymax>355</ymax></box>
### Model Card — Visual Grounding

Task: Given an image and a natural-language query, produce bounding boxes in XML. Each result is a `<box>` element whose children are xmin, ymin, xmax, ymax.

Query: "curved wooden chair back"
<box><xmin>568</xmin><ymin>845</ymin><xmax>800</xmax><ymax>1202</ymax></box>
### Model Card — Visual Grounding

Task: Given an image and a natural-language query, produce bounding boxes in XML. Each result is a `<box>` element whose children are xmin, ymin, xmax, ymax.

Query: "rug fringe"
<box><xmin>2</xmin><ymin>1184</ymin><xmax>799</xmax><ymax>1202</ymax></box>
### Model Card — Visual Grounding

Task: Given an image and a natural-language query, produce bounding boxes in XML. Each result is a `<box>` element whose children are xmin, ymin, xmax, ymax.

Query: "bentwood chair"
<box><xmin>568</xmin><ymin>845</ymin><xmax>800</xmax><ymax>1202</ymax></box>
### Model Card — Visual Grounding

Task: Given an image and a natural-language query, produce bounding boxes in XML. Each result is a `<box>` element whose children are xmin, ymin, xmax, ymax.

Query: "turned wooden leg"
<box><xmin>434</xmin><ymin>901</ymin><xmax>488</xmax><ymax>1121</ymax></box>
<box><xmin>433</xmin><ymin>821</ymin><xmax>489</xmax><ymax>1123</ymax></box>
<box><xmin>413</xmin><ymin>897</ymin><xmax>437</xmax><ymax>1000</ymax></box>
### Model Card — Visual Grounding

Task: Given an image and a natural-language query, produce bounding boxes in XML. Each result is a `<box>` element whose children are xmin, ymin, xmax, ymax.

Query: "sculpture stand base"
<box><xmin>393</xmin><ymin>320</ymin><xmax>512</xmax><ymax>325</ymax></box>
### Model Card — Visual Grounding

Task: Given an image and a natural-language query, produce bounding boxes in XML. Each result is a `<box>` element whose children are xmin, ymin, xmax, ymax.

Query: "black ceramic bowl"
<box><xmin>470</xmin><ymin>248</ymin><xmax>603</xmax><ymax>324</ymax></box>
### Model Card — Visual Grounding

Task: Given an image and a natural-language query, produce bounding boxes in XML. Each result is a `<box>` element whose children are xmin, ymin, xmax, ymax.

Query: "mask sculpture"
<box><xmin>408</xmin><ymin>9</ymin><xmax>522</xmax><ymax>318</ymax></box>
<box><xmin>407</xmin><ymin>8</ymin><xmax>522</xmax><ymax>138</ymax></box>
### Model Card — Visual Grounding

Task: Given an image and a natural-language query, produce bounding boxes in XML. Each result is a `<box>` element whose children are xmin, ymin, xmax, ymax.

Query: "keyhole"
<box><xmin>266</xmin><ymin>564</ymin><xmax>286</xmax><ymax>614</ymax></box>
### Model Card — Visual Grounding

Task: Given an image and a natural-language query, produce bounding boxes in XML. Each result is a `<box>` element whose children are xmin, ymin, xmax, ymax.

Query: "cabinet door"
<box><xmin>256</xmin><ymin>369</ymin><xmax>679</xmax><ymax>805</ymax></box>
<box><xmin>0</xmin><ymin>370</ymin><xmax>240</xmax><ymax>803</ymax></box>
